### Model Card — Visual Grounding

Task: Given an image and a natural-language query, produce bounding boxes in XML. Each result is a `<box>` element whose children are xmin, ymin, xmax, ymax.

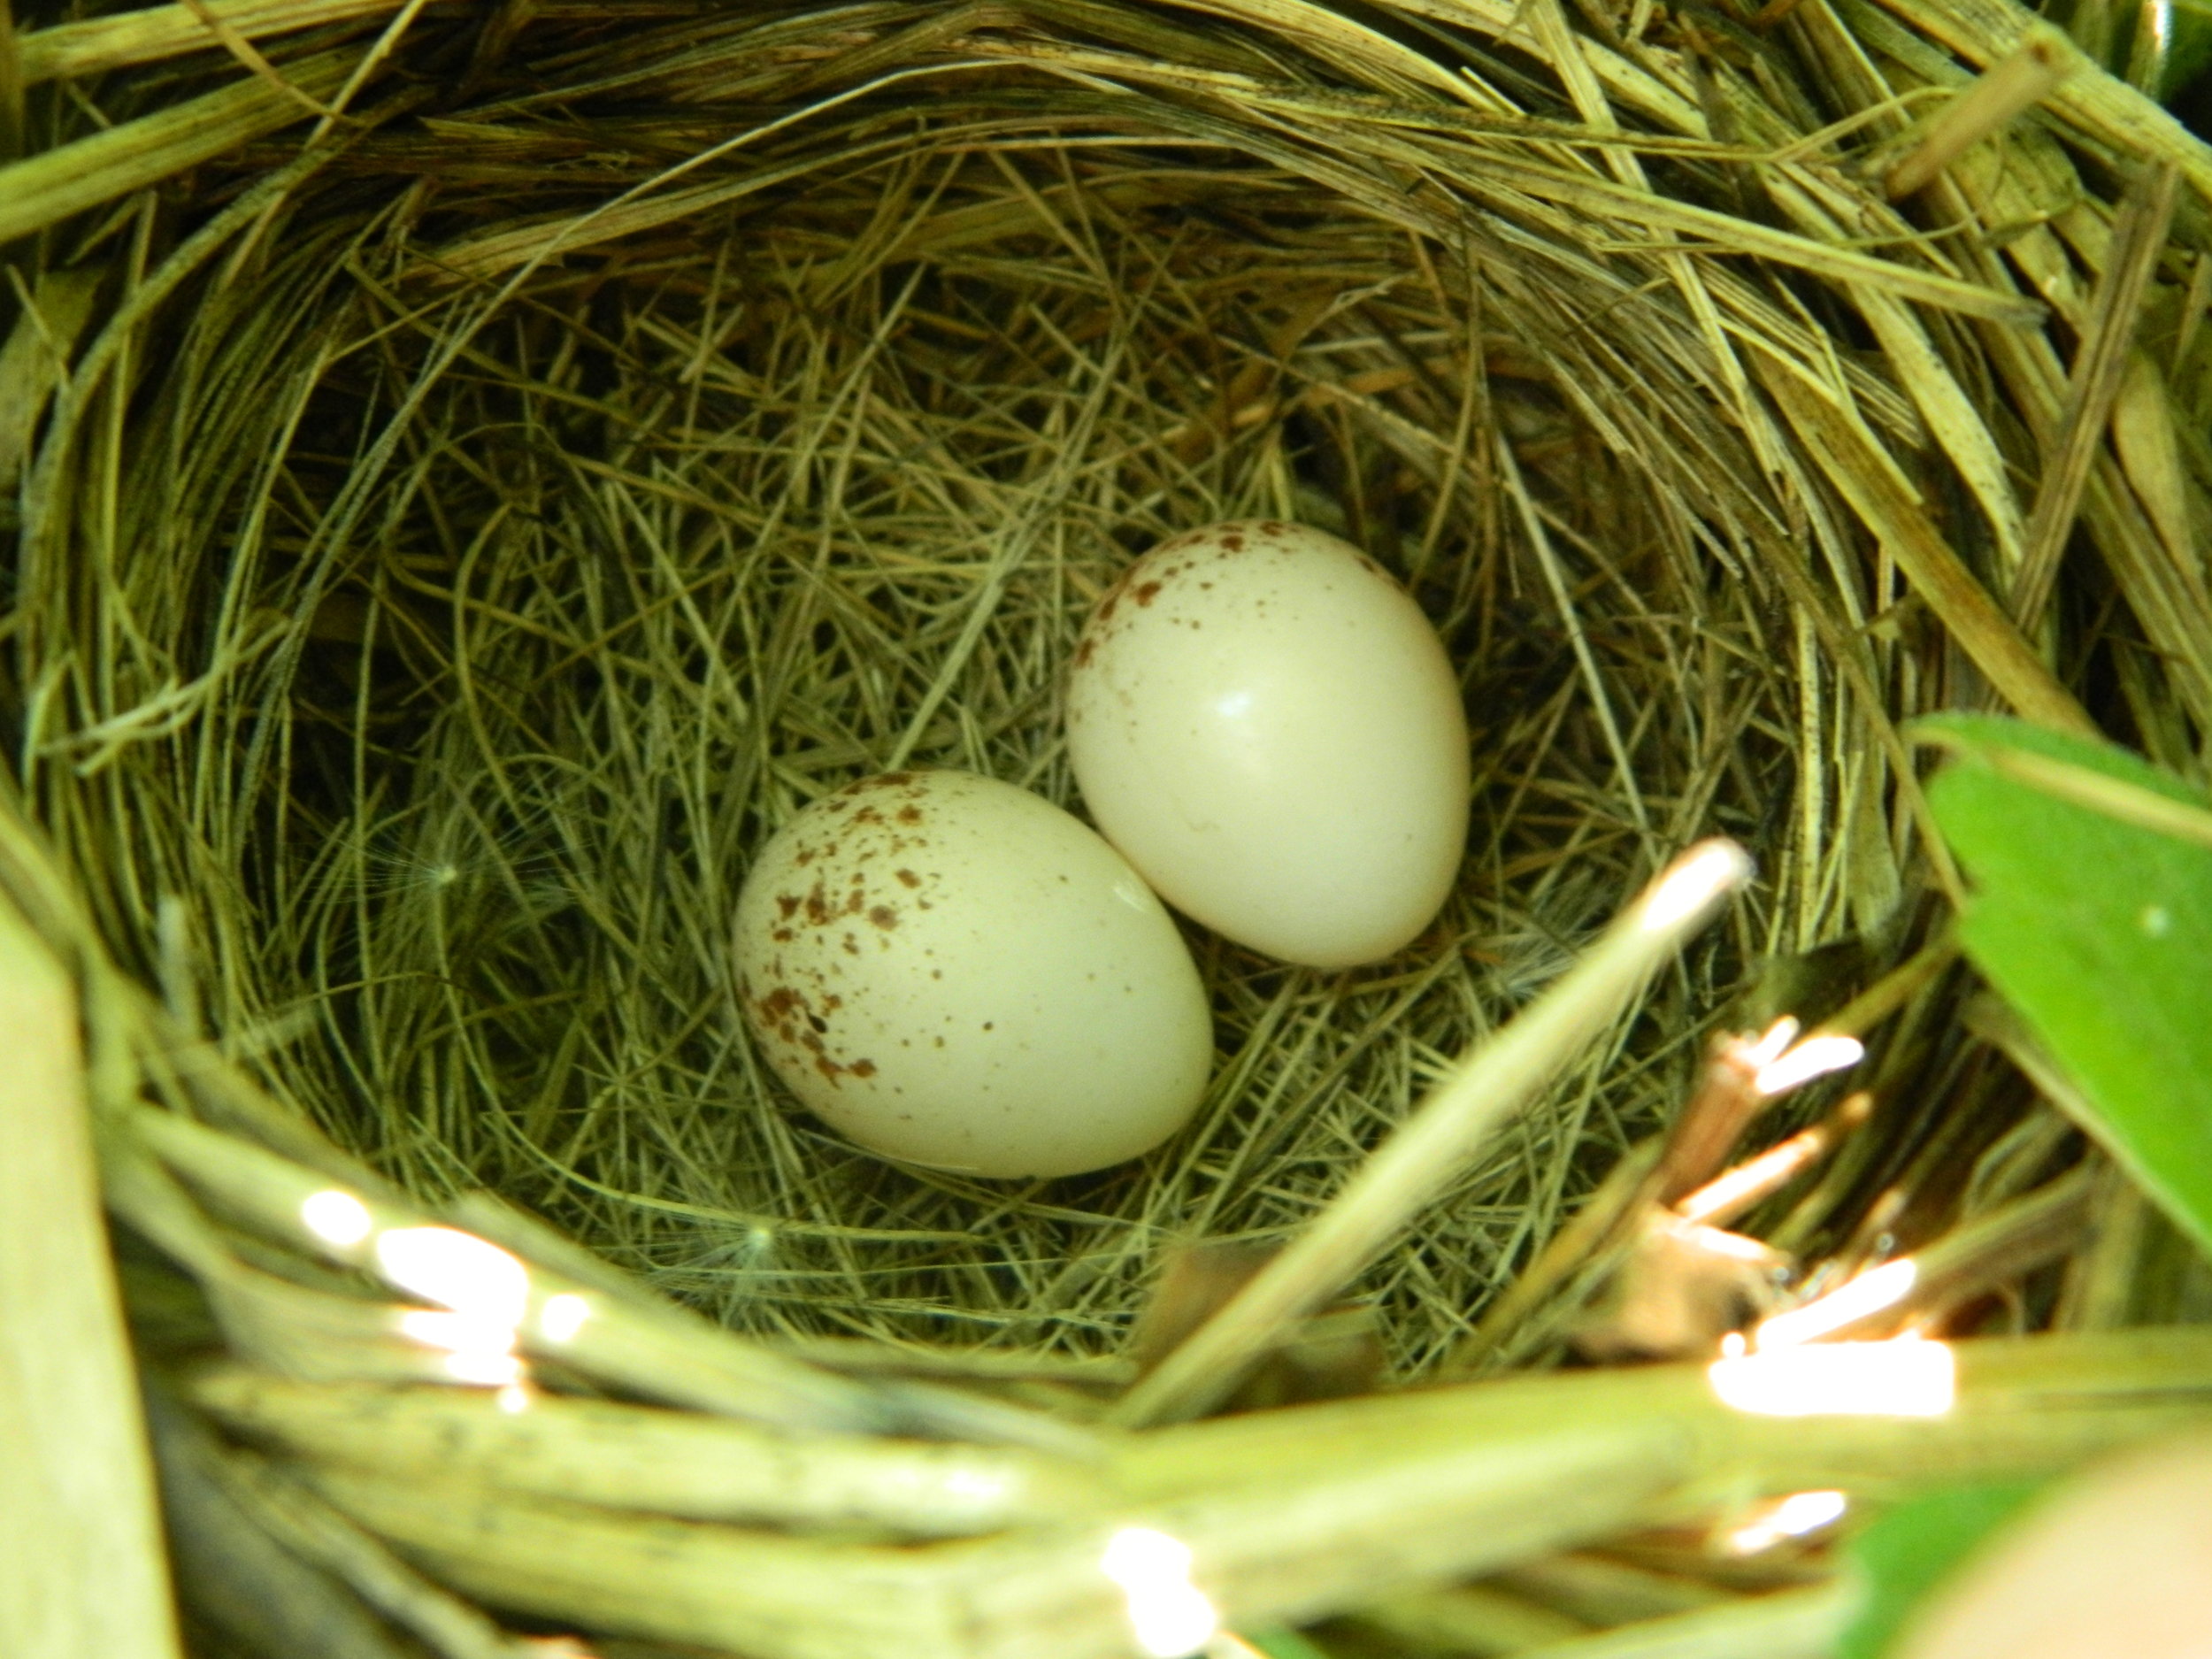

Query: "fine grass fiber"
<box><xmin>7</xmin><ymin>0</ymin><xmax>2210</xmax><ymax>1380</ymax></box>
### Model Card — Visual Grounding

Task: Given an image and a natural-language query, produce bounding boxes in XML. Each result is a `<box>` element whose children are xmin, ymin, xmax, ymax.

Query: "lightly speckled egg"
<box><xmin>733</xmin><ymin>769</ymin><xmax>1213</xmax><ymax>1179</ymax></box>
<box><xmin>1066</xmin><ymin>520</ymin><xmax>1470</xmax><ymax>969</ymax></box>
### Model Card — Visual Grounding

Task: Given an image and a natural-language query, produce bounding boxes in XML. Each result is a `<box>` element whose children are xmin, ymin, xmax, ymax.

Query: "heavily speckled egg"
<box><xmin>1066</xmin><ymin>520</ymin><xmax>1470</xmax><ymax>968</ymax></box>
<box><xmin>732</xmin><ymin>769</ymin><xmax>1212</xmax><ymax>1179</ymax></box>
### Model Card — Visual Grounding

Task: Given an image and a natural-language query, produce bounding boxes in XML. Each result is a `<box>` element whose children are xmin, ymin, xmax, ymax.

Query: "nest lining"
<box><xmin>17</xmin><ymin>0</ymin><xmax>2196</xmax><ymax>1371</ymax></box>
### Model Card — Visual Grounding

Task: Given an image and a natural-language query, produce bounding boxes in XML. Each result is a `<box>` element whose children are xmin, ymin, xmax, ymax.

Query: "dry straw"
<box><xmin>4</xmin><ymin>0</ymin><xmax>2212</xmax><ymax>1655</ymax></box>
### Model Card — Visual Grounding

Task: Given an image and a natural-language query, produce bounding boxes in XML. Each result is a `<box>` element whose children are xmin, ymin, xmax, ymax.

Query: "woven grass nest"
<box><xmin>6</xmin><ymin>1</ymin><xmax>2212</xmax><ymax>1656</ymax></box>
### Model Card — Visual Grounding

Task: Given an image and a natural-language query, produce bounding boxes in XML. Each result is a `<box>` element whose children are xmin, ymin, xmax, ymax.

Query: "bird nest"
<box><xmin>6</xmin><ymin>0</ymin><xmax>2212</xmax><ymax>1652</ymax></box>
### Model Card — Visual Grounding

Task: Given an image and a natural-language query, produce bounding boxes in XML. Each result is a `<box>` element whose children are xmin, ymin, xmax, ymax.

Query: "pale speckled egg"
<box><xmin>733</xmin><ymin>769</ymin><xmax>1212</xmax><ymax>1179</ymax></box>
<box><xmin>1066</xmin><ymin>520</ymin><xmax>1470</xmax><ymax>969</ymax></box>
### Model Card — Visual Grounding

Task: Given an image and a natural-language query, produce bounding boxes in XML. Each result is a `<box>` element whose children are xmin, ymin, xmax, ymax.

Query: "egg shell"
<box><xmin>733</xmin><ymin>769</ymin><xmax>1213</xmax><ymax>1179</ymax></box>
<box><xmin>1894</xmin><ymin>1432</ymin><xmax>2212</xmax><ymax>1659</ymax></box>
<box><xmin>1066</xmin><ymin>520</ymin><xmax>1471</xmax><ymax>968</ymax></box>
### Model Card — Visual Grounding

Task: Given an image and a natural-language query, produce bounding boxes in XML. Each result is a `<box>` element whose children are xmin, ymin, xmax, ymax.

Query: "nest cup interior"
<box><xmin>17</xmin><ymin>3</ymin><xmax>1927</xmax><ymax>1366</ymax></box>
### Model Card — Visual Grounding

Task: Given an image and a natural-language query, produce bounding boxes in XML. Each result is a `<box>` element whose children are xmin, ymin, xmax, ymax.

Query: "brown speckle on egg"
<box><xmin>1063</xmin><ymin>518</ymin><xmax>1470</xmax><ymax>970</ymax></box>
<box><xmin>734</xmin><ymin>765</ymin><xmax>1212</xmax><ymax>1178</ymax></box>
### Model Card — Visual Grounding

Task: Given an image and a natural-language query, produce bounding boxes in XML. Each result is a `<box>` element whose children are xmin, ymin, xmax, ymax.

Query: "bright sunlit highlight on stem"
<box><xmin>538</xmin><ymin>1292</ymin><xmax>591</xmax><ymax>1344</ymax></box>
<box><xmin>300</xmin><ymin>1189</ymin><xmax>373</xmax><ymax>1248</ymax></box>
<box><xmin>1677</xmin><ymin>1132</ymin><xmax>1824</xmax><ymax>1225</ymax></box>
<box><xmin>1709</xmin><ymin>1335</ymin><xmax>1955</xmax><ymax>1417</ymax></box>
<box><xmin>1755</xmin><ymin>1257</ymin><xmax>1916</xmax><ymax>1348</ymax></box>
<box><xmin>1725</xmin><ymin>1489</ymin><xmax>1848</xmax><ymax>1554</ymax></box>
<box><xmin>1744</xmin><ymin>1018</ymin><xmax>1800</xmax><ymax>1071</ymax></box>
<box><xmin>1680</xmin><ymin>1221</ymin><xmax>1783</xmax><ymax>1263</ymax></box>
<box><xmin>379</xmin><ymin>1228</ymin><xmax>534</xmax><ymax>1388</ymax></box>
<box><xmin>396</xmin><ymin>1310</ymin><xmax>526</xmax><ymax>1385</ymax></box>
<box><xmin>1640</xmin><ymin>841</ymin><xmax>1753</xmax><ymax>933</ymax></box>
<box><xmin>376</xmin><ymin>1227</ymin><xmax>530</xmax><ymax>1325</ymax></box>
<box><xmin>1755</xmin><ymin>1034</ymin><xmax>1865</xmax><ymax>1097</ymax></box>
<box><xmin>1102</xmin><ymin>1528</ymin><xmax>1219</xmax><ymax>1657</ymax></box>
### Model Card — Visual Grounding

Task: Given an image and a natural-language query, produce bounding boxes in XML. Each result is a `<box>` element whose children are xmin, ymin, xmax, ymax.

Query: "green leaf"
<box><xmin>1918</xmin><ymin>713</ymin><xmax>2212</xmax><ymax>1255</ymax></box>
<box><xmin>1837</xmin><ymin>1478</ymin><xmax>2052</xmax><ymax>1659</ymax></box>
<box><xmin>2165</xmin><ymin>0</ymin><xmax>2212</xmax><ymax>100</ymax></box>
